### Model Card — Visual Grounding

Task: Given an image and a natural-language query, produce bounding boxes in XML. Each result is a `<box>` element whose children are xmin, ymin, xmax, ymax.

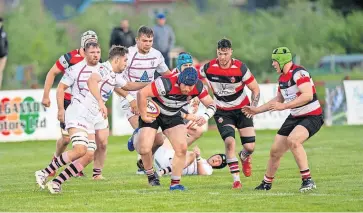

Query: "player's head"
<box><xmin>108</xmin><ymin>45</ymin><xmax>129</xmax><ymax>73</ymax></box>
<box><xmin>207</xmin><ymin>154</ymin><xmax>227</xmax><ymax>169</ymax></box>
<box><xmin>217</xmin><ymin>38</ymin><xmax>233</xmax><ymax>67</ymax></box>
<box><xmin>177</xmin><ymin>67</ymin><xmax>199</xmax><ymax>95</ymax></box>
<box><xmin>84</xmin><ymin>42</ymin><xmax>101</xmax><ymax>66</ymax></box>
<box><xmin>81</xmin><ymin>30</ymin><xmax>98</xmax><ymax>48</ymax></box>
<box><xmin>136</xmin><ymin>26</ymin><xmax>153</xmax><ymax>54</ymax></box>
<box><xmin>177</xmin><ymin>52</ymin><xmax>193</xmax><ymax>72</ymax></box>
<box><xmin>271</xmin><ymin>47</ymin><xmax>292</xmax><ymax>73</ymax></box>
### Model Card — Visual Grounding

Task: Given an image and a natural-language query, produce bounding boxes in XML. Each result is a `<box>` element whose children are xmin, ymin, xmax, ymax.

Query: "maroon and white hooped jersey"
<box><xmin>124</xmin><ymin>46</ymin><xmax>168</xmax><ymax>97</ymax></box>
<box><xmin>278</xmin><ymin>64</ymin><xmax>322</xmax><ymax>117</ymax></box>
<box><xmin>60</xmin><ymin>60</ymin><xmax>96</xmax><ymax>102</ymax></box>
<box><xmin>200</xmin><ymin>58</ymin><xmax>255</xmax><ymax>111</ymax></box>
<box><xmin>150</xmin><ymin>74</ymin><xmax>209</xmax><ymax>116</ymax></box>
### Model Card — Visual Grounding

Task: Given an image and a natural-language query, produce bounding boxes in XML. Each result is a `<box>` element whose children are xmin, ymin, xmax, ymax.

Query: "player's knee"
<box><xmin>174</xmin><ymin>143</ymin><xmax>188</xmax><ymax>156</ymax></box>
<box><xmin>62</xmin><ymin>135</ymin><xmax>71</xmax><ymax>145</ymax></box>
<box><xmin>241</xmin><ymin>136</ymin><xmax>255</xmax><ymax>152</ymax></box>
<box><xmin>287</xmin><ymin>136</ymin><xmax>301</xmax><ymax>149</ymax></box>
<box><xmin>270</xmin><ymin>148</ymin><xmax>283</xmax><ymax>160</ymax></box>
<box><xmin>224</xmin><ymin>137</ymin><xmax>235</xmax><ymax>151</ymax></box>
<box><xmin>221</xmin><ymin>125</ymin><xmax>235</xmax><ymax>141</ymax></box>
<box><xmin>71</xmin><ymin>132</ymin><xmax>89</xmax><ymax>157</ymax></box>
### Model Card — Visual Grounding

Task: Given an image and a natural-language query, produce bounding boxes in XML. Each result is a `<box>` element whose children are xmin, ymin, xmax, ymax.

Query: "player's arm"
<box><xmin>121</xmin><ymin>82</ymin><xmax>149</xmax><ymax>91</ymax></box>
<box><xmin>56</xmin><ymin>83</ymin><xmax>69</xmax><ymax>123</ymax></box>
<box><xmin>280</xmin><ymin>79</ymin><xmax>313</xmax><ymax>109</ymax></box>
<box><xmin>42</xmin><ymin>63</ymin><xmax>63</xmax><ymax>107</ymax></box>
<box><xmin>242</xmin><ymin>90</ymin><xmax>284</xmax><ymax>117</ymax></box>
<box><xmin>156</xmin><ymin>53</ymin><xmax>172</xmax><ymax>76</ymax></box>
<box><xmin>114</xmin><ymin>87</ymin><xmax>138</xmax><ymax>114</ymax></box>
<box><xmin>87</xmin><ymin>73</ymin><xmax>108</xmax><ymax>119</ymax></box>
<box><xmin>241</xmin><ymin>64</ymin><xmax>260</xmax><ymax>107</ymax></box>
<box><xmin>185</xmin><ymin>151</ymin><xmax>196</xmax><ymax>168</ymax></box>
<box><xmin>137</xmin><ymin>84</ymin><xmax>156</xmax><ymax>123</ymax></box>
<box><xmin>199</xmin><ymin>89</ymin><xmax>217</xmax><ymax>123</ymax></box>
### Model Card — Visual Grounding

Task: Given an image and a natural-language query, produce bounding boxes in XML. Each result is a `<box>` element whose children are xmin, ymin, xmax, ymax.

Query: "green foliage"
<box><xmin>3</xmin><ymin>0</ymin><xmax>70</xmax><ymax>89</ymax></box>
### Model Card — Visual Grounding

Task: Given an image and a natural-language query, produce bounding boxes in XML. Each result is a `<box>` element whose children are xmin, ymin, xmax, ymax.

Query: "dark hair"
<box><xmin>217</xmin><ymin>38</ymin><xmax>232</xmax><ymax>49</ymax></box>
<box><xmin>137</xmin><ymin>25</ymin><xmax>154</xmax><ymax>38</ymax></box>
<box><xmin>85</xmin><ymin>42</ymin><xmax>100</xmax><ymax>50</ymax></box>
<box><xmin>108</xmin><ymin>45</ymin><xmax>128</xmax><ymax>60</ymax></box>
<box><xmin>0</xmin><ymin>17</ymin><xmax>3</xmax><ymax>22</ymax></box>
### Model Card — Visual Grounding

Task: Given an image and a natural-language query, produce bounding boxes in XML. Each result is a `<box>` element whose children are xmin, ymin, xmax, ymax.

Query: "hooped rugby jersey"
<box><xmin>123</xmin><ymin>46</ymin><xmax>169</xmax><ymax>98</ymax></box>
<box><xmin>150</xmin><ymin>74</ymin><xmax>208</xmax><ymax>116</ymax></box>
<box><xmin>278</xmin><ymin>64</ymin><xmax>322</xmax><ymax>117</ymax></box>
<box><xmin>56</xmin><ymin>49</ymin><xmax>85</xmax><ymax>100</ymax></box>
<box><xmin>200</xmin><ymin>58</ymin><xmax>255</xmax><ymax>110</ymax></box>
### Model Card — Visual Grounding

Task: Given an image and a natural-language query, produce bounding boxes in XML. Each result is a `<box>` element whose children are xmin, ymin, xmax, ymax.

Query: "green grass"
<box><xmin>0</xmin><ymin>126</ymin><xmax>362</xmax><ymax>212</ymax></box>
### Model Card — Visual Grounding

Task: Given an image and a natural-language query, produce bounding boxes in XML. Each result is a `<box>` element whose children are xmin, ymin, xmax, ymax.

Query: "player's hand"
<box><xmin>141</xmin><ymin>114</ymin><xmax>155</xmax><ymax>123</ymax></box>
<box><xmin>57</xmin><ymin>109</ymin><xmax>65</xmax><ymax>123</ymax></box>
<box><xmin>190</xmin><ymin>98</ymin><xmax>200</xmax><ymax>114</ymax></box>
<box><xmin>269</xmin><ymin>102</ymin><xmax>286</xmax><ymax>111</ymax></box>
<box><xmin>42</xmin><ymin>96</ymin><xmax>51</xmax><ymax>107</ymax></box>
<box><xmin>195</xmin><ymin>115</ymin><xmax>207</xmax><ymax>126</ymax></box>
<box><xmin>193</xmin><ymin>146</ymin><xmax>201</xmax><ymax>158</ymax></box>
<box><xmin>98</xmin><ymin>101</ymin><xmax>108</xmax><ymax>119</ymax></box>
<box><xmin>129</xmin><ymin>100</ymin><xmax>139</xmax><ymax>115</ymax></box>
<box><xmin>241</xmin><ymin>106</ymin><xmax>258</xmax><ymax>118</ymax></box>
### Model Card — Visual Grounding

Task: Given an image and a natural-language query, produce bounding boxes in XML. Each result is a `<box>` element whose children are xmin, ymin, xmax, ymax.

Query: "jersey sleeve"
<box><xmin>55</xmin><ymin>52</ymin><xmax>72</xmax><ymax>73</ymax></box>
<box><xmin>196</xmin><ymin>81</ymin><xmax>208</xmax><ymax>99</ymax></box>
<box><xmin>240</xmin><ymin>63</ymin><xmax>255</xmax><ymax>84</ymax></box>
<box><xmin>155</xmin><ymin>52</ymin><xmax>169</xmax><ymax>74</ymax></box>
<box><xmin>151</xmin><ymin>77</ymin><xmax>172</xmax><ymax>97</ymax></box>
<box><xmin>60</xmin><ymin>67</ymin><xmax>75</xmax><ymax>87</ymax></box>
<box><xmin>292</xmin><ymin>69</ymin><xmax>311</xmax><ymax>86</ymax></box>
<box><xmin>199</xmin><ymin>63</ymin><xmax>209</xmax><ymax>79</ymax></box>
<box><xmin>115</xmin><ymin>73</ymin><xmax>128</xmax><ymax>88</ymax></box>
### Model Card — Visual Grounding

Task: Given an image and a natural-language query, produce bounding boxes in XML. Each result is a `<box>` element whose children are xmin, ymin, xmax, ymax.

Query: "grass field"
<box><xmin>0</xmin><ymin>125</ymin><xmax>362</xmax><ymax>212</ymax></box>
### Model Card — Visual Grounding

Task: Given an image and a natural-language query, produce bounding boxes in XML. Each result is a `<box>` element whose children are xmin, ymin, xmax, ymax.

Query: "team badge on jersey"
<box><xmin>218</xmin><ymin>117</ymin><xmax>223</xmax><ymax>123</ymax></box>
<box><xmin>140</xmin><ymin>71</ymin><xmax>149</xmax><ymax>82</ymax></box>
<box><xmin>230</xmin><ymin>77</ymin><xmax>236</xmax><ymax>83</ymax></box>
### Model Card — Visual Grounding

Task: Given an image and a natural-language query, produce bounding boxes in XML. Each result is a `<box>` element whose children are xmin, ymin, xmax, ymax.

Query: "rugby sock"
<box><xmin>159</xmin><ymin>166</ymin><xmax>172</xmax><ymax>176</ymax></box>
<box><xmin>170</xmin><ymin>175</ymin><xmax>181</xmax><ymax>187</ymax></box>
<box><xmin>300</xmin><ymin>169</ymin><xmax>311</xmax><ymax>180</ymax></box>
<box><xmin>263</xmin><ymin>174</ymin><xmax>274</xmax><ymax>184</ymax></box>
<box><xmin>227</xmin><ymin>157</ymin><xmax>240</xmax><ymax>182</ymax></box>
<box><xmin>240</xmin><ymin>149</ymin><xmax>253</xmax><ymax>161</ymax></box>
<box><xmin>93</xmin><ymin>168</ymin><xmax>102</xmax><ymax>177</ymax></box>
<box><xmin>43</xmin><ymin>152</ymin><xmax>70</xmax><ymax>176</ymax></box>
<box><xmin>145</xmin><ymin>167</ymin><xmax>156</xmax><ymax>180</ymax></box>
<box><xmin>53</xmin><ymin>160</ymin><xmax>84</xmax><ymax>185</ymax></box>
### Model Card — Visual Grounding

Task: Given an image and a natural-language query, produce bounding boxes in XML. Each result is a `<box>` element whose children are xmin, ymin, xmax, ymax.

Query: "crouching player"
<box><xmin>136</xmin><ymin>67</ymin><xmax>216</xmax><ymax>190</ymax></box>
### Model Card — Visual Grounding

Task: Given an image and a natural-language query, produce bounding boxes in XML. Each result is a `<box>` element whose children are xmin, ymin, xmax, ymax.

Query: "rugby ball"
<box><xmin>147</xmin><ymin>99</ymin><xmax>160</xmax><ymax>118</ymax></box>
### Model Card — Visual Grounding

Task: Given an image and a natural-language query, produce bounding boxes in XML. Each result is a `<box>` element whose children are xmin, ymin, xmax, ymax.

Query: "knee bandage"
<box><xmin>241</xmin><ymin>136</ymin><xmax>255</xmax><ymax>145</ymax></box>
<box><xmin>71</xmin><ymin>131</ymin><xmax>89</xmax><ymax>147</ymax></box>
<box><xmin>220</xmin><ymin>125</ymin><xmax>235</xmax><ymax>141</ymax></box>
<box><xmin>87</xmin><ymin>139</ymin><xmax>97</xmax><ymax>151</ymax></box>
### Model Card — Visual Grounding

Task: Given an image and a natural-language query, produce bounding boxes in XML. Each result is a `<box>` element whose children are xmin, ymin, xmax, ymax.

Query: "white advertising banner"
<box><xmin>112</xmin><ymin>94</ymin><xmax>135</xmax><ymax>136</ymax></box>
<box><xmin>245</xmin><ymin>83</ymin><xmax>290</xmax><ymax>130</ymax></box>
<box><xmin>112</xmin><ymin>94</ymin><xmax>208</xmax><ymax>136</ymax></box>
<box><xmin>0</xmin><ymin>89</ymin><xmax>61</xmax><ymax>142</ymax></box>
<box><xmin>343</xmin><ymin>80</ymin><xmax>363</xmax><ymax>125</ymax></box>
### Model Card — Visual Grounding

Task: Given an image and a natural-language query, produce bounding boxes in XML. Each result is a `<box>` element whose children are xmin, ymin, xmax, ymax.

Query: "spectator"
<box><xmin>109</xmin><ymin>19</ymin><xmax>136</xmax><ymax>48</ymax></box>
<box><xmin>153</xmin><ymin>13</ymin><xmax>175</xmax><ymax>69</ymax></box>
<box><xmin>0</xmin><ymin>17</ymin><xmax>8</xmax><ymax>89</ymax></box>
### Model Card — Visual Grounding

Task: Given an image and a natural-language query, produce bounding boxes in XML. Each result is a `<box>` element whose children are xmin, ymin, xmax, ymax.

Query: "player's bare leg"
<box><xmin>136</xmin><ymin>127</ymin><xmax>160</xmax><ymax>186</ymax></box>
<box><xmin>186</xmin><ymin>124</ymin><xmax>204</xmax><ymax>146</ymax></box>
<box><xmin>224</xmin><ymin>134</ymin><xmax>242</xmax><ymax>189</ymax></box>
<box><xmin>238</xmin><ymin>127</ymin><xmax>256</xmax><ymax>177</ymax></box>
<box><xmin>163</xmin><ymin>124</ymin><xmax>188</xmax><ymax>191</ymax></box>
<box><xmin>47</xmin><ymin>134</ymin><xmax>71</xmax><ymax>177</ymax></box>
<box><xmin>255</xmin><ymin>134</ymin><xmax>288</xmax><ymax>191</ymax></box>
<box><xmin>35</xmin><ymin>128</ymin><xmax>88</xmax><ymax>190</ymax></box>
<box><xmin>46</xmin><ymin>133</ymin><xmax>96</xmax><ymax>194</ymax></box>
<box><xmin>287</xmin><ymin>125</ymin><xmax>316</xmax><ymax>192</ymax></box>
<box><xmin>93</xmin><ymin>128</ymin><xmax>109</xmax><ymax>180</ymax></box>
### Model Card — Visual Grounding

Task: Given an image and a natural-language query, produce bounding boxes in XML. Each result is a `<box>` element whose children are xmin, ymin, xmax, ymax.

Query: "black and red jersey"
<box><xmin>200</xmin><ymin>58</ymin><xmax>255</xmax><ymax>110</ymax></box>
<box><xmin>150</xmin><ymin>74</ymin><xmax>208</xmax><ymax>116</ymax></box>
<box><xmin>278</xmin><ymin>64</ymin><xmax>322</xmax><ymax>117</ymax></box>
